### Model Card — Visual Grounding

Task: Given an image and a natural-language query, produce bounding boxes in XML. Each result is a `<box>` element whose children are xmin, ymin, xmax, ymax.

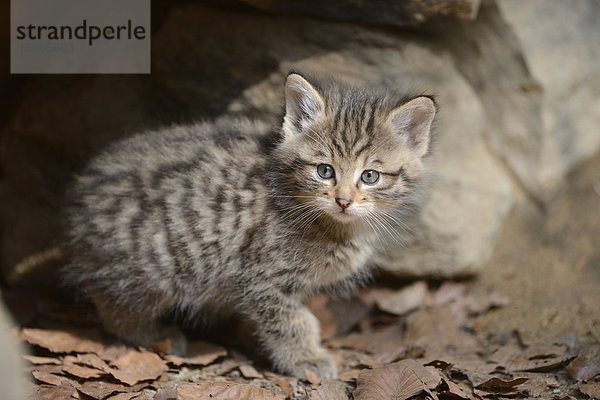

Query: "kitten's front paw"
<box><xmin>292</xmin><ymin>354</ymin><xmax>338</xmax><ymax>380</ymax></box>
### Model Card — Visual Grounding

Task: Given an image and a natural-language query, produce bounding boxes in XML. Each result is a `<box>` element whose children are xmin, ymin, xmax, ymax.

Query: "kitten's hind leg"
<box><xmin>94</xmin><ymin>296</ymin><xmax>187</xmax><ymax>355</ymax></box>
<box><xmin>245</xmin><ymin>290</ymin><xmax>337</xmax><ymax>379</ymax></box>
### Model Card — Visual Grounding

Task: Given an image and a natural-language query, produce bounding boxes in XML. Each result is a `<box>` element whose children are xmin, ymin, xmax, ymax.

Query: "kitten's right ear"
<box><xmin>283</xmin><ymin>73</ymin><xmax>325</xmax><ymax>136</ymax></box>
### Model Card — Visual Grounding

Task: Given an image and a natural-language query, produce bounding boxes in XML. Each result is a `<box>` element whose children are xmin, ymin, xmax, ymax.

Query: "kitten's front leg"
<box><xmin>245</xmin><ymin>290</ymin><xmax>337</xmax><ymax>379</ymax></box>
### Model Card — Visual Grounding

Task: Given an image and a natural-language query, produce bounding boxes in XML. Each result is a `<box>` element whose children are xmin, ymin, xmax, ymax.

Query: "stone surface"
<box><xmin>0</xmin><ymin>299</ymin><xmax>26</xmax><ymax>400</ymax></box>
<box><xmin>239</xmin><ymin>0</ymin><xmax>481</xmax><ymax>26</ymax></box>
<box><xmin>497</xmin><ymin>0</ymin><xmax>600</xmax><ymax>199</ymax></box>
<box><xmin>432</xmin><ymin>0</ymin><xmax>600</xmax><ymax>202</ymax></box>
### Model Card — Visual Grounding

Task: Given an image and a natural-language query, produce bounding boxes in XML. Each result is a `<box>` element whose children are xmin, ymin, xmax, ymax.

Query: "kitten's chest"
<box><xmin>302</xmin><ymin>237</ymin><xmax>373</xmax><ymax>287</ymax></box>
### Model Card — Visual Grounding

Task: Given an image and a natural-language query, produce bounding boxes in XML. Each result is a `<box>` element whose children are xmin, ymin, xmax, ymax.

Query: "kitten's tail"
<box><xmin>7</xmin><ymin>246</ymin><xmax>62</xmax><ymax>285</ymax></box>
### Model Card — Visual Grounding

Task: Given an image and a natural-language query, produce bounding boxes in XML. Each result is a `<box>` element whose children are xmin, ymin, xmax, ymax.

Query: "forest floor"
<box><xmin>4</xmin><ymin>153</ymin><xmax>600</xmax><ymax>400</ymax></box>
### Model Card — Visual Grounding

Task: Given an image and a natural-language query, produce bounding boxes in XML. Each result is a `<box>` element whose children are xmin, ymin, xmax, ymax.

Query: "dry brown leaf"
<box><xmin>464</xmin><ymin>371</ymin><xmax>510</xmax><ymax>388</ymax></box>
<box><xmin>165</xmin><ymin>340</ymin><xmax>226</xmax><ymax>367</ymax></box>
<box><xmin>361</xmin><ymin>281</ymin><xmax>428</xmax><ymax>316</ymax></box>
<box><xmin>567</xmin><ymin>351</ymin><xmax>600</xmax><ymax>381</ymax></box>
<box><xmin>239</xmin><ymin>364</ymin><xmax>263</xmax><ymax>379</ymax></box>
<box><xmin>339</xmin><ymin>369</ymin><xmax>360</xmax><ymax>382</ymax></box>
<box><xmin>489</xmin><ymin>342</ymin><xmax>573</xmax><ymax>372</ymax></box>
<box><xmin>523</xmin><ymin>343</ymin><xmax>568</xmax><ymax>359</ymax></box>
<box><xmin>371</xmin><ymin>346</ymin><xmax>409</xmax><ymax>365</ymax></box>
<box><xmin>439</xmin><ymin>377</ymin><xmax>470</xmax><ymax>399</ymax></box>
<box><xmin>106</xmin><ymin>392</ymin><xmax>144</xmax><ymax>400</ymax></box>
<box><xmin>110</xmin><ymin>348</ymin><xmax>168</xmax><ymax>386</ymax></box>
<box><xmin>153</xmin><ymin>387</ymin><xmax>178</xmax><ymax>400</ymax></box>
<box><xmin>32</xmin><ymin>364</ymin><xmax>65</xmax><ymax>374</ymax></box>
<box><xmin>513</xmin><ymin>373</ymin><xmax>554</xmax><ymax>397</ymax></box>
<box><xmin>432</xmin><ymin>282</ymin><xmax>466</xmax><ymax>306</ymax></box>
<box><xmin>98</xmin><ymin>344</ymin><xmax>131</xmax><ymax>362</ymax></box>
<box><xmin>73</xmin><ymin>353</ymin><xmax>113</xmax><ymax>373</ymax></box>
<box><xmin>36</xmin><ymin>383</ymin><xmax>77</xmax><ymax>400</ymax></box>
<box><xmin>328</xmin><ymin>324</ymin><xmax>404</xmax><ymax>354</ymax></box>
<box><xmin>176</xmin><ymin>382</ymin><xmax>286</xmax><ymax>400</ymax></box>
<box><xmin>206</xmin><ymin>358</ymin><xmax>241</xmax><ymax>376</ymax></box>
<box><xmin>62</xmin><ymin>355</ymin><xmax>79</xmax><ymax>365</ymax></box>
<box><xmin>463</xmin><ymin>292</ymin><xmax>510</xmax><ymax>315</ymax></box>
<box><xmin>337</xmin><ymin>349</ymin><xmax>378</xmax><ymax>370</ymax></box>
<box><xmin>32</xmin><ymin>370</ymin><xmax>78</xmax><ymax>388</ymax></box>
<box><xmin>579</xmin><ymin>381</ymin><xmax>600</xmax><ymax>398</ymax></box>
<box><xmin>353</xmin><ymin>359</ymin><xmax>440</xmax><ymax>400</ymax></box>
<box><xmin>23</xmin><ymin>355</ymin><xmax>62</xmax><ymax>365</ymax></box>
<box><xmin>305</xmin><ymin>368</ymin><xmax>322</xmax><ymax>387</ymax></box>
<box><xmin>78</xmin><ymin>381</ymin><xmax>128</xmax><ymax>399</ymax></box>
<box><xmin>475</xmin><ymin>376</ymin><xmax>528</xmax><ymax>390</ymax></box>
<box><xmin>274</xmin><ymin>377</ymin><xmax>294</xmax><ymax>398</ymax></box>
<box><xmin>63</xmin><ymin>363</ymin><xmax>105</xmax><ymax>379</ymax></box>
<box><xmin>22</xmin><ymin>328</ymin><xmax>104</xmax><ymax>354</ymax></box>
<box><xmin>405</xmin><ymin>306</ymin><xmax>485</xmax><ymax>354</ymax></box>
<box><xmin>309</xmin><ymin>380</ymin><xmax>348</xmax><ymax>400</ymax></box>
<box><xmin>423</xmin><ymin>352</ymin><xmax>496</xmax><ymax>375</ymax></box>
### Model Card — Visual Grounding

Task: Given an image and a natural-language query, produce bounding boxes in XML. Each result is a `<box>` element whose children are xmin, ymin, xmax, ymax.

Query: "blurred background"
<box><xmin>1</xmin><ymin>0</ymin><xmax>599</xmax><ymax>375</ymax></box>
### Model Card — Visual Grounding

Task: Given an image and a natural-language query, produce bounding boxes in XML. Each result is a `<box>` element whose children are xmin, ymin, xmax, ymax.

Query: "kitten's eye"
<box><xmin>361</xmin><ymin>170</ymin><xmax>380</xmax><ymax>185</ymax></box>
<box><xmin>317</xmin><ymin>164</ymin><xmax>335</xmax><ymax>179</ymax></box>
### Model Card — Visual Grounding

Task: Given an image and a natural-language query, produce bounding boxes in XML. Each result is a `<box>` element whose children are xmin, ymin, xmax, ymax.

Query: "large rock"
<box><xmin>497</xmin><ymin>0</ymin><xmax>600</xmax><ymax>198</ymax></box>
<box><xmin>0</xmin><ymin>299</ymin><xmax>25</xmax><ymax>400</ymax></box>
<box><xmin>433</xmin><ymin>0</ymin><xmax>600</xmax><ymax>202</ymax></box>
<box><xmin>239</xmin><ymin>0</ymin><xmax>481</xmax><ymax>27</ymax></box>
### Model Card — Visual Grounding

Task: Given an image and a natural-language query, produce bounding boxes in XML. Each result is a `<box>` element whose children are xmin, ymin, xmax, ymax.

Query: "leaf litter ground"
<box><xmin>9</xmin><ymin>279</ymin><xmax>599</xmax><ymax>400</ymax></box>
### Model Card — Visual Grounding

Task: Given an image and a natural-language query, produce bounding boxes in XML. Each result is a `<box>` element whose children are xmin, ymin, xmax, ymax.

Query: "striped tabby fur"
<box><xmin>63</xmin><ymin>73</ymin><xmax>437</xmax><ymax>379</ymax></box>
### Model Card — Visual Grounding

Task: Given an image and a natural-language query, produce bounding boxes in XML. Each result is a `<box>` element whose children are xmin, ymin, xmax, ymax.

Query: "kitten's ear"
<box><xmin>283</xmin><ymin>73</ymin><xmax>325</xmax><ymax>135</ymax></box>
<box><xmin>387</xmin><ymin>96</ymin><xmax>436</xmax><ymax>157</ymax></box>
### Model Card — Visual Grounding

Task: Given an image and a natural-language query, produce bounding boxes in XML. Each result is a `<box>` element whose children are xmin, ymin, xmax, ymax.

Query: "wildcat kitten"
<box><xmin>63</xmin><ymin>73</ymin><xmax>436</xmax><ymax>379</ymax></box>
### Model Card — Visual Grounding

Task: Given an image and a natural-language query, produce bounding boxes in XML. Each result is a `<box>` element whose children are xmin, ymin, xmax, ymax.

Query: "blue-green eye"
<box><xmin>361</xmin><ymin>170</ymin><xmax>380</xmax><ymax>184</ymax></box>
<box><xmin>317</xmin><ymin>164</ymin><xmax>334</xmax><ymax>179</ymax></box>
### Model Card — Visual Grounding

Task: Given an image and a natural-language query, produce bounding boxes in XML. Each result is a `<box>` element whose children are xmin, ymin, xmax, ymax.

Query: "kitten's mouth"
<box><xmin>330</xmin><ymin>210</ymin><xmax>358</xmax><ymax>222</ymax></box>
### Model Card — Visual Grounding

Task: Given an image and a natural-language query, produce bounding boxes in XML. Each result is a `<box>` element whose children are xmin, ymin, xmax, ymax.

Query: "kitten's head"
<box><xmin>271</xmin><ymin>73</ymin><xmax>436</xmax><ymax>227</ymax></box>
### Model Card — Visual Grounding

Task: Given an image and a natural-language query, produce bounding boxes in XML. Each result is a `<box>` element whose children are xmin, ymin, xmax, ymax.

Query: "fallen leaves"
<box><xmin>16</xmin><ymin>280</ymin><xmax>589</xmax><ymax>400</ymax></box>
<box><xmin>566</xmin><ymin>350</ymin><xmax>600</xmax><ymax>381</ymax></box>
<box><xmin>489</xmin><ymin>340</ymin><xmax>573</xmax><ymax>372</ymax></box>
<box><xmin>474</xmin><ymin>376</ymin><xmax>528</xmax><ymax>390</ymax></box>
<box><xmin>36</xmin><ymin>383</ymin><xmax>77</xmax><ymax>400</ymax></box>
<box><xmin>177</xmin><ymin>382</ymin><xmax>286</xmax><ymax>400</ymax></box>
<box><xmin>23</xmin><ymin>355</ymin><xmax>62</xmax><ymax>365</ymax></box>
<box><xmin>353</xmin><ymin>359</ymin><xmax>440</xmax><ymax>400</ymax></box>
<box><xmin>310</xmin><ymin>380</ymin><xmax>348</xmax><ymax>400</ymax></box>
<box><xmin>62</xmin><ymin>363</ymin><xmax>105</xmax><ymax>379</ymax></box>
<box><xmin>165</xmin><ymin>340</ymin><xmax>227</xmax><ymax>367</ymax></box>
<box><xmin>305</xmin><ymin>368</ymin><xmax>322</xmax><ymax>387</ymax></box>
<box><xmin>78</xmin><ymin>381</ymin><xmax>129</xmax><ymax>399</ymax></box>
<box><xmin>110</xmin><ymin>348</ymin><xmax>168</xmax><ymax>385</ymax></box>
<box><xmin>22</xmin><ymin>328</ymin><xmax>104</xmax><ymax>354</ymax></box>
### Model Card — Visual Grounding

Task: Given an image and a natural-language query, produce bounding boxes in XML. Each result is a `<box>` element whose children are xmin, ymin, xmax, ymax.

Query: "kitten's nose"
<box><xmin>335</xmin><ymin>196</ymin><xmax>353</xmax><ymax>210</ymax></box>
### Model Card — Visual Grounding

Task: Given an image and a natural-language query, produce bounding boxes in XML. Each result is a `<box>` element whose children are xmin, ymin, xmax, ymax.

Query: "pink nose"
<box><xmin>335</xmin><ymin>197</ymin><xmax>353</xmax><ymax>210</ymax></box>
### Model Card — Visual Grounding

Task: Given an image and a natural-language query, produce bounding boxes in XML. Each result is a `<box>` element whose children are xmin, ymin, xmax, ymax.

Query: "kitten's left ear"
<box><xmin>283</xmin><ymin>73</ymin><xmax>325</xmax><ymax>137</ymax></box>
<box><xmin>387</xmin><ymin>96</ymin><xmax>436</xmax><ymax>157</ymax></box>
